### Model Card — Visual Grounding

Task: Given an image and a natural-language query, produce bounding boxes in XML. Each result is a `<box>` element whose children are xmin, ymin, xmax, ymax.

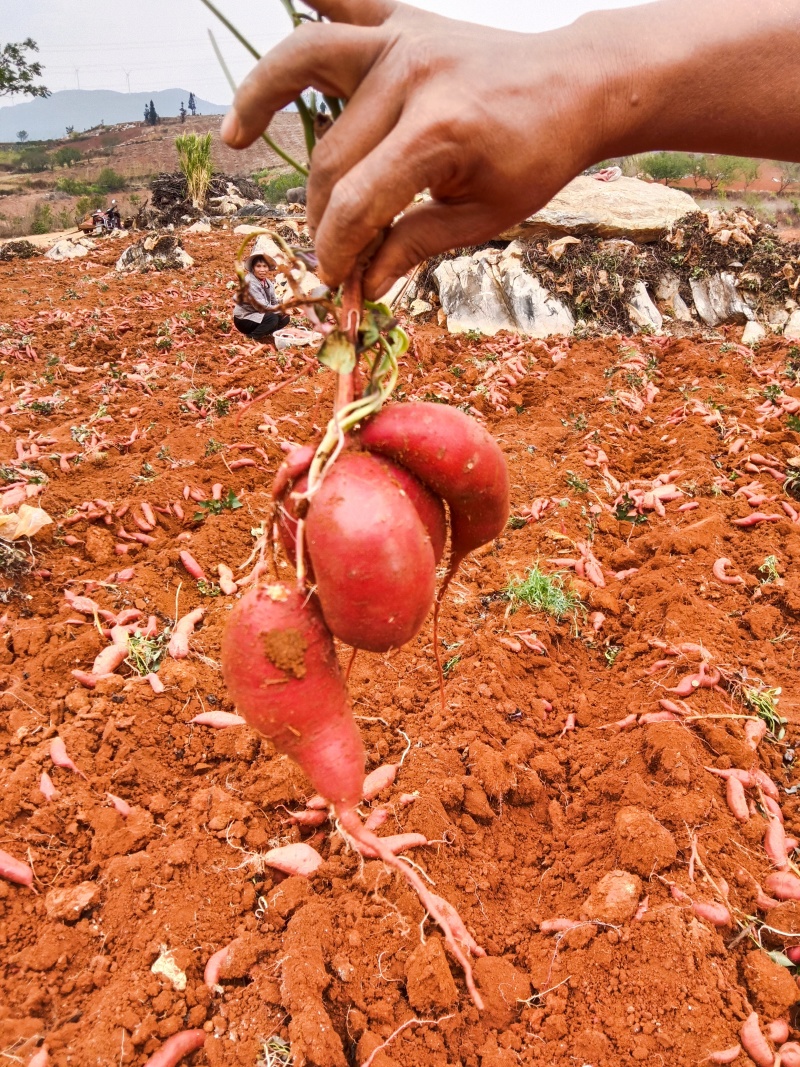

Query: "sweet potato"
<box><xmin>359</xmin><ymin>401</ymin><xmax>510</xmax><ymax>571</ymax></box>
<box><xmin>221</xmin><ymin>581</ymin><xmax>483</xmax><ymax>1007</ymax></box>
<box><xmin>221</xmin><ymin>582</ymin><xmax>366</xmax><ymax>810</ymax></box>
<box><xmin>305</xmin><ymin>451</ymin><xmax>437</xmax><ymax>651</ymax></box>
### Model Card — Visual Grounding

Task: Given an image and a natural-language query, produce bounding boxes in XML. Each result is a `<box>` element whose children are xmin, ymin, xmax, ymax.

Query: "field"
<box><xmin>1</xmin><ymin>230</ymin><xmax>800</xmax><ymax>1066</ymax></box>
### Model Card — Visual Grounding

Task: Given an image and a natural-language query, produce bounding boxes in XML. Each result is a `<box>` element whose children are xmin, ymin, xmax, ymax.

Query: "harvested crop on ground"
<box><xmin>2</xmin><ymin>228</ymin><xmax>800</xmax><ymax>1066</ymax></box>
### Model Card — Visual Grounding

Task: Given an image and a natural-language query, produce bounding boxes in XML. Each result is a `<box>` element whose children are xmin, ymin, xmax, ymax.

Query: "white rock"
<box><xmin>627</xmin><ymin>281</ymin><xmax>663</xmax><ymax>333</ymax></box>
<box><xmin>784</xmin><ymin>309</ymin><xmax>800</xmax><ymax>341</ymax></box>
<box><xmin>187</xmin><ymin>220</ymin><xmax>212</xmax><ymax>234</ymax></box>
<box><xmin>410</xmin><ymin>299</ymin><xmax>433</xmax><ymax>316</ymax></box>
<box><xmin>689</xmin><ymin>272</ymin><xmax>753</xmax><ymax>327</ymax></box>
<box><xmin>499</xmin><ymin>258</ymin><xmax>575</xmax><ymax>337</ymax></box>
<box><xmin>233</xmin><ymin>224</ymin><xmax>264</xmax><ymax>235</ymax></box>
<box><xmin>742</xmin><ymin>320</ymin><xmax>767</xmax><ymax>346</ymax></box>
<box><xmin>501</xmin><ymin>175</ymin><xmax>699</xmax><ymax>244</ymax></box>
<box><xmin>655</xmin><ymin>273</ymin><xmax>693</xmax><ymax>322</ymax></box>
<box><xmin>434</xmin><ymin>249</ymin><xmax>573</xmax><ymax>337</ymax></box>
<box><xmin>45</xmin><ymin>239</ymin><xmax>88</xmax><ymax>261</ymax></box>
<box><xmin>434</xmin><ymin>251</ymin><xmax>514</xmax><ymax>335</ymax></box>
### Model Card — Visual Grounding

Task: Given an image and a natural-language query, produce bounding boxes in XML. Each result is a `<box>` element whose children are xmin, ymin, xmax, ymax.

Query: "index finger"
<box><xmin>222</xmin><ymin>21</ymin><xmax>383</xmax><ymax>148</ymax></box>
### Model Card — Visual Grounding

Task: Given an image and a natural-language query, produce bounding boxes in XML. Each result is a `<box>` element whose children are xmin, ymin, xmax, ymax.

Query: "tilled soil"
<box><xmin>1</xmin><ymin>231</ymin><xmax>800</xmax><ymax>1067</ymax></box>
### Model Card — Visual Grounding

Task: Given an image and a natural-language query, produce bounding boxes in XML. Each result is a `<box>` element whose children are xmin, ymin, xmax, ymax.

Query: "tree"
<box><xmin>642</xmin><ymin>151</ymin><xmax>693</xmax><ymax>186</ymax></box>
<box><xmin>188</xmin><ymin>92</ymin><xmax>196</xmax><ymax>116</ymax></box>
<box><xmin>65</xmin><ymin>125</ymin><xmax>74</xmax><ymax>137</ymax></box>
<box><xmin>692</xmin><ymin>154</ymin><xmax>742</xmax><ymax>193</ymax></box>
<box><xmin>736</xmin><ymin>158</ymin><xmax>761</xmax><ymax>192</ymax></box>
<box><xmin>179</xmin><ymin>101</ymin><xmax>187</xmax><ymax>123</ymax></box>
<box><xmin>0</xmin><ymin>39</ymin><xmax>49</xmax><ymax>98</ymax></box>
<box><xmin>144</xmin><ymin>100</ymin><xmax>159</xmax><ymax>127</ymax></box>
<box><xmin>16</xmin><ymin>130</ymin><xmax>28</xmax><ymax>143</ymax></box>
<box><xmin>772</xmin><ymin>162</ymin><xmax>800</xmax><ymax>196</ymax></box>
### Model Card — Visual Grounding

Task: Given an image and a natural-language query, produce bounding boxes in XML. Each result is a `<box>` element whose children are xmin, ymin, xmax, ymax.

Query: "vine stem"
<box><xmin>336</xmin><ymin>268</ymin><xmax>364</xmax><ymax>413</ymax></box>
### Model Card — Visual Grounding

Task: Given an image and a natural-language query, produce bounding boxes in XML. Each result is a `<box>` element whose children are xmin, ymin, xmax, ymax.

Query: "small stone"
<box><xmin>784</xmin><ymin>309</ymin><xmax>800</xmax><ymax>341</ymax></box>
<box><xmin>581</xmin><ymin>869</ymin><xmax>643</xmax><ymax>924</ymax></box>
<box><xmin>45</xmin><ymin>882</ymin><xmax>101</xmax><ymax>922</ymax></box>
<box><xmin>742</xmin><ymin>319</ymin><xmax>767</xmax><ymax>346</ymax></box>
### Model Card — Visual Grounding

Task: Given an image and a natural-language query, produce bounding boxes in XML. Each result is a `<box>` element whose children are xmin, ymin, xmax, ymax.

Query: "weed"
<box><xmin>443</xmin><ymin>655</ymin><xmax>461</xmax><ymax>676</ymax></box>
<box><xmin>0</xmin><ymin>539</ymin><xmax>31</xmax><ymax>579</ymax></box>
<box><xmin>565</xmin><ymin>471</ymin><xmax>589</xmax><ymax>494</ymax></box>
<box><xmin>742</xmin><ymin>685</ymin><xmax>786</xmax><ymax>741</ymax></box>
<box><xmin>604</xmin><ymin>645</ymin><xmax>622</xmax><ymax>667</ymax></box>
<box><xmin>613</xmin><ymin>494</ymin><xmax>647</xmax><ymax>524</ymax></box>
<box><xmin>70</xmin><ymin>424</ymin><xmax>92</xmax><ymax>444</ymax></box>
<box><xmin>194</xmin><ymin>489</ymin><xmax>242</xmax><ymax>522</ymax></box>
<box><xmin>157</xmin><ymin>446</ymin><xmax>172</xmax><ymax>462</ymax></box>
<box><xmin>788</xmin><ymin>414</ymin><xmax>800</xmax><ymax>433</ymax></box>
<box><xmin>197</xmin><ymin>579</ymin><xmax>222</xmax><ymax>597</ymax></box>
<box><xmin>135</xmin><ymin>462</ymin><xmax>157</xmax><ymax>484</ymax></box>
<box><xmin>505</xmin><ymin>565</ymin><xmax>582</xmax><ymax>621</ymax></box>
<box><xmin>573</xmin><ymin>413</ymin><xmax>588</xmax><ymax>432</ymax></box>
<box><xmin>759</xmin><ymin>555</ymin><xmax>780</xmax><ymax>584</ymax></box>
<box><xmin>762</xmin><ymin>383</ymin><xmax>782</xmax><ymax>403</ymax></box>
<box><xmin>507</xmin><ymin>516</ymin><xmax>527</xmax><ymax>530</ymax></box>
<box><xmin>205</xmin><ymin>439</ymin><xmax>224</xmax><ymax>456</ymax></box>
<box><xmin>257</xmin><ymin>1036</ymin><xmax>292</xmax><ymax>1067</ymax></box>
<box><xmin>785</xmin><ymin>460</ymin><xmax>800</xmax><ymax>499</ymax></box>
<box><xmin>125</xmin><ymin>632</ymin><xmax>168</xmax><ymax>676</ymax></box>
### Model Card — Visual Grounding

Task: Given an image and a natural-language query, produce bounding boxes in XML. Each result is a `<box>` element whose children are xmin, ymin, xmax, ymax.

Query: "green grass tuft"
<box><xmin>504</xmin><ymin>565</ymin><xmax>582</xmax><ymax>621</ymax></box>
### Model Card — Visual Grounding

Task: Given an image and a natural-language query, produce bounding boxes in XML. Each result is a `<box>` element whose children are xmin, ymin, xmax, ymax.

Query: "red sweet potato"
<box><xmin>359</xmin><ymin>401</ymin><xmax>510</xmax><ymax>569</ymax></box>
<box><xmin>221</xmin><ymin>582</ymin><xmax>365</xmax><ymax>810</ymax></box>
<box><xmin>305</xmin><ymin>451</ymin><xmax>437</xmax><ymax>651</ymax></box>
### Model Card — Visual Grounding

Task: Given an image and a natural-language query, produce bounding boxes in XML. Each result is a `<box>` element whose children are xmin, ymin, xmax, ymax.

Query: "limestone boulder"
<box><xmin>627</xmin><ymin>281</ymin><xmax>663</xmax><ymax>333</ymax></box>
<box><xmin>689</xmin><ymin>272</ymin><xmax>753</xmax><ymax>327</ymax></box>
<box><xmin>501</xmin><ymin>175</ymin><xmax>699</xmax><ymax>244</ymax></box>
<box><xmin>115</xmin><ymin>234</ymin><xmax>193</xmax><ymax>272</ymax></box>
<box><xmin>45</xmin><ymin>239</ymin><xmax>88</xmax><ymax>261</ymax></box>
<box><xmin>433</xmin><ymin>247</ymin><xmax>573</xmax><ymax>337</ymax></box>
<box><xmin>742</xmin><ymin>320</ymin><xmax>767</xmax><ymax>346</ymax></box>
<box><xmin>656</xmin><ymin>273</ymin><xmax>693</xmax><ymax>322</ymax></box>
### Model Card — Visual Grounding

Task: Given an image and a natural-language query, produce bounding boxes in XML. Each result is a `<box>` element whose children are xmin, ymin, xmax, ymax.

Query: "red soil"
<box><xmin>1</xmin><ymin>232</ymin><xmax>800</xmax><ymax>1066</ymax></box>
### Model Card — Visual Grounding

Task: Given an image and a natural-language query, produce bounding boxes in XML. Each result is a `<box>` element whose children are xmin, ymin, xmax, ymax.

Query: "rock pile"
<box><xmin>402</xmin><ymin>199</ymin><xmax>800</xmax><ymax>339</ymax></box>
<box><xmin>137</xmin><ymin>173</ymin><xmax>271</xmax><ymax>228</ymax></box>
<box><xmin>115</xmin><ymin>234</ymin><xmax>193</xmax><ymax>273</ymax></box>
<box><xmin>0</xmin><ymin>239</ymin><xmax>40</xmax><ymax>261</ymax></box>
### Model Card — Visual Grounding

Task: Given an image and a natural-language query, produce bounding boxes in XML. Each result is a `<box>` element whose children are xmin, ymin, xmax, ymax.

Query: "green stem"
<box><xmin>207</xmin><ymin>29</ymin><xmax>309</xmax><ymax>177</ymax></box>
<box><xmin>200</xmin><ymin>0</ymin><xmax>259</xmax><ymax>60</ymax></box>
<box><xmin>323</xmin><ymin>95</ymin><xmax>343</xmax><ymax>120</ymax></box>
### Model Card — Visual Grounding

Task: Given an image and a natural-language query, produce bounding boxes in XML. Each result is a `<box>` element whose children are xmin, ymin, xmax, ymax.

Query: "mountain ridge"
<box><xmin>0</xmin><ymin>89</ymin><xmax>228</xmax><ymax>143</ymax></box>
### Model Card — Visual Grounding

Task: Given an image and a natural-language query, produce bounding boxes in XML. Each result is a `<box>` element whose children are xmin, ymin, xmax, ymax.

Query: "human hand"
<box><xmin>221</xmin><ymin>0</ymin><xmax>613</xmax><ymax>297</ymax></box>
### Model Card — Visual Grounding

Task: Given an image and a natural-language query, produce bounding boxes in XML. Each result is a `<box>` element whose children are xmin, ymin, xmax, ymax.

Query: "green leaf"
<box><xmin>317</xmin><ymin>330</ymin><xmax>356</xmax><ymax>374</ymax></box>
<box><xmin>768</xmin><ymin>949</ymin><xmax>794</xmax><ymax>969</ymax></box>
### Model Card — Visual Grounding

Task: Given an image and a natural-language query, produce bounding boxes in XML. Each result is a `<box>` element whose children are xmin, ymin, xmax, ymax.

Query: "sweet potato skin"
<box><xmin>359</xmin><ymin>401</ymin><xmax>510</xmax><ymax>566</ymax></box>
<box><xmin>306</xmin><ymin>451</ymin><xmax>437</xmax><ymax>652</ymax></box>
<box><xmin>221</xmin><ymin>583</ymin><xmax>365</xmax><ymax>810</ymax></box>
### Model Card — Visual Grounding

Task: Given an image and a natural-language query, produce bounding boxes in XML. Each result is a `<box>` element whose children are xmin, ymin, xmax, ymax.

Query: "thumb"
<box><xmin>364</xmin><ymin>199</ymin><xmax>508</xmax><ymax>299</ymax></box>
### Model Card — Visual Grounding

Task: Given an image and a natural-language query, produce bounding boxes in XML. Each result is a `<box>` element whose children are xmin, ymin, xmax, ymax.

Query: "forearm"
<box><xmin>585</xmin><ymin>0</ymin><xmax>800</xmax><ymax>162</ymax></box>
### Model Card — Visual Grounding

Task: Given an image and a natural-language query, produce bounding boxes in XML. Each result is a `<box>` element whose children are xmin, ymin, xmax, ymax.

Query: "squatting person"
<box><xmin>233</xmin><ymin>253</ymin><xmax>291</xmax><ymax>341</ymax></box>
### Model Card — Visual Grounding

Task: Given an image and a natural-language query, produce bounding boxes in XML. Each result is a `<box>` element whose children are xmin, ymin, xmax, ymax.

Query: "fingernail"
<box><xmin>221</xmin><ymin>111</ymin><xmax>241</xmax><ymax>146</ymax></box>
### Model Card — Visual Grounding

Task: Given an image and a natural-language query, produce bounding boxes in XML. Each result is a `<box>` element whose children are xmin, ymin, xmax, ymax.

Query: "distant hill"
<box><xmin>0</xmin><ymin>89</ymin><xmax>228</xmax><ymax>143</ymax></box>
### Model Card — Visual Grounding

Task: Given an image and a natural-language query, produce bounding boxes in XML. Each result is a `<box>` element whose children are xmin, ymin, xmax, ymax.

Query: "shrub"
<box><xmin>55</xmin><ymin>176</ymin><xmax>92</xmax><ymax>196</ymax></box>
<box><xmin>94</xmin><ymin>167</ymin><xmax>126</xmax><ymax>193</ymax></box>
<box><xmin>75</xmin><ymin>193</ymin><xmax>104</xmax><ymax>221</ymax></box>
<box><xmin>175</xmin><ymin>132</ymin><xmax>213</xmax><ymax>207</ymax></box>
<box><xmin>30</xmin><ymin>202</ymin><xmax>53</xmax><ymax>234</ymax></box>
<box><xmin>53</xmin><ymin>146</ymin><xmax>81</xmax><ymax>167</ymax></box>
<box><xmin>17</xmin><ymin>146</ymin><xmax>49</xmax><ymax>172</ymax></box>
<box><xmin>257</xmin><ymin>170</ymin><xmax>306</xmax><ymax>204</ymax></box>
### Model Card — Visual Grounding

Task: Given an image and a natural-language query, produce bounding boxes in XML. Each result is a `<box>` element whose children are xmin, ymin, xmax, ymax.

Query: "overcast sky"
<box><xmin>2</xmin><ymin>0</ymin><xmax>651</xmax><ymax>106</ymax></box>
